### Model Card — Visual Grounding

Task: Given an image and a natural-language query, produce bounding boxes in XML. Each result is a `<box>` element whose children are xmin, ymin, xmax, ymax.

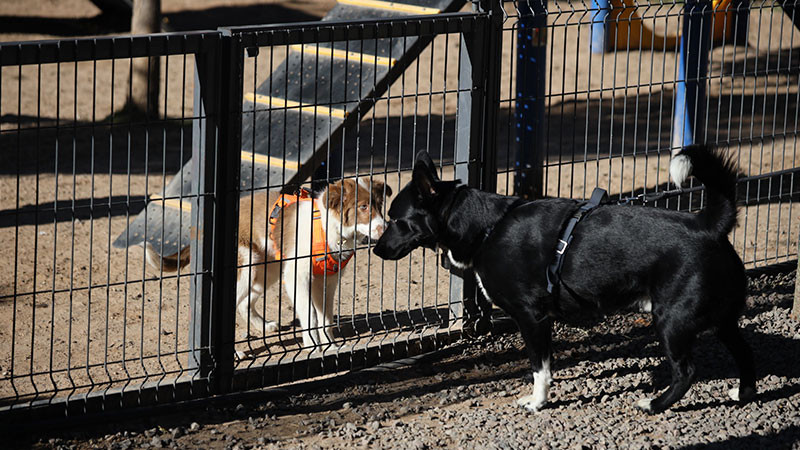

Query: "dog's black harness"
<box><xmin>447</xmin><ymin>184</ymin><xmax>683</xmax><ymax>300</ymax></box>
<box><xmin>546</xmin><ymin>187</ymin><xmax>608</xmax><ymax>295</ymax></box>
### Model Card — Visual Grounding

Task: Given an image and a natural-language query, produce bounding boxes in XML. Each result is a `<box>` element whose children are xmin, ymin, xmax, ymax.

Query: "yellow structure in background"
<box><xmin>607</xmin><ymin>0</ymin><xmax>735</xmax><ymax>51</ymax></box>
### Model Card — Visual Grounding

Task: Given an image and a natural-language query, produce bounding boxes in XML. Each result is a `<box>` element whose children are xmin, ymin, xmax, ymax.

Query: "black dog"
<box><xmin>373</xmin><ymin>146</ymin><xmax>756</xmax><ymax>413</ymax></box>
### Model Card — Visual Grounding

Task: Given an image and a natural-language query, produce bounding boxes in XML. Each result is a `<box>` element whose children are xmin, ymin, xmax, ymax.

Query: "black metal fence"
<box><xmin>500</xmin><ymin>0</ymin><xmax>800</xmax><ymax>268</ymax></box>
<box><xmin>0</xmin><ymin>11</ymin><xmax>494</xmax><ymax>418</ymax></box>
<box><xmin>1</xmin><ymin>0</ymin><xmax>798</xmax><ymax>419</ymax></box>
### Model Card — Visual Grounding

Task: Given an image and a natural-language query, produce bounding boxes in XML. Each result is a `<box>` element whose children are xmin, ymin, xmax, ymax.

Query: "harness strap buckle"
<box><xmin>555</xmin><ymin>239</ymin><xmax>569</xmax><ymax>255</ymax></box>
<box><xmin>546</xmin><ymin>187</ymin><xmax>608</xmax><ymax>296</ymax></box>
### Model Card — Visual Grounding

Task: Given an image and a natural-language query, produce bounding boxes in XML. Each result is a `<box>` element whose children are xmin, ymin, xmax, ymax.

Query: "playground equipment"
<box><xmin>590</xmin><ymin>0</ymin><xmax>747</xmax><ymax>53</ymax></box>
<box><xmin>589</xmin><ymin>0</ymin><xmax>743</xmax><ymax>150</ymax></box>
<box><xmin>588</xmin><ymin>0</ymin><xmax>798</xmax><ymax>149</ymax></box>
<box><xmin>113</xmin><ymin>0</ymin><xmax>468</xmax><ymax>257</ymax></box>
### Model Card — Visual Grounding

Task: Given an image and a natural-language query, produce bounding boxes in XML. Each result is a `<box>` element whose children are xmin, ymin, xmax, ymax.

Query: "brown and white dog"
<box><xmin>146</xmin><ymin>178</ymin><xmax>391</xmax><ymax>349</ymax></box>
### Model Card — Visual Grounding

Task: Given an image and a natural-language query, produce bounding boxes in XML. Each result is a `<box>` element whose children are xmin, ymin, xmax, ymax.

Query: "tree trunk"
<box><xmin>129</xmin><ymin>0</ymin><xmax>161</xmax><ymax>119</ymax></box>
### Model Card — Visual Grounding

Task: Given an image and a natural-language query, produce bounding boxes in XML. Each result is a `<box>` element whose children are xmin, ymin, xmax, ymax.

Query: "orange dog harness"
<box><xmin>268</xmin><ymin>189</ymin><xmax>353</xmax><ymax>276</ymax></box>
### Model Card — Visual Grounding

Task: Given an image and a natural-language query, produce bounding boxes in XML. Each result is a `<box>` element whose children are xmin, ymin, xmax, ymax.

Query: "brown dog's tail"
<box><xmin>144</xmin><ymin>243</ymin><xmax>191</xmax><ymax>273</ymax></box>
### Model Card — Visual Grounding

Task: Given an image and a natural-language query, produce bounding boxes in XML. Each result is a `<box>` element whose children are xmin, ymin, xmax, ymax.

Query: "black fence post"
<box><xmin>188</xmin><ymin>31</ymin><xmax>242</xmax><ymax>394</ymax></box>
<box><xmin>478</xmin><ymin>0</ymin><xmax>503</xmax><ymax>194</ymax></box>
<box><xmin>188</xmin><ymin>34</ymin><xmax>219</xmax><ymax>382</ymax></box>
<box><xmin>514</xmin><ymin>0</ymin><xmax>547</xmax><ymax>200</ymax></box>
<box><xmin>210</xmin><ymin>30</ymin><xmax>244</xmax><ymax>394</ymax></box>
<box><xmin>450</xmin><ymin>0</ymin><xmax>503</xmax><ymax>336</ymax></box>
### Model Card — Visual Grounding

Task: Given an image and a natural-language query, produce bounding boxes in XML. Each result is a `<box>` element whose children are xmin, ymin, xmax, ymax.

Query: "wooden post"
<box><xmin>130</xmin><ymin>0</ymin><xmax>161</xmax><ymax>118</ymax></box>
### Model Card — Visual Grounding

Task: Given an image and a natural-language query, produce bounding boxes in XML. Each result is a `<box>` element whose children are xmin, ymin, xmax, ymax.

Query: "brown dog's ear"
<box><xmin>325</xmin><ymin>183</ymin><xmax>343</xmax><ymax>212</ymax></box>
<box><xmin>372</xmin><ymin>180</ymin><xmax>392</xmax><ymax>199</ymax></box>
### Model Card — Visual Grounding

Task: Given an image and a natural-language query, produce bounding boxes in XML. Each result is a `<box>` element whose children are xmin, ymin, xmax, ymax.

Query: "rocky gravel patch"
<box><xmin>19</xmin><ymin>271</ymin><xmax>800</xmax><ymax>449</ymax></box>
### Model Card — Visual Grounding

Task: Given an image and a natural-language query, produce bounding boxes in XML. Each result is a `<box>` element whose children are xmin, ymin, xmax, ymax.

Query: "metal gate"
<box><xmin>0</xmin><ymin>10</ymin><xmax>495</xmax><ymax>419</ymax></box>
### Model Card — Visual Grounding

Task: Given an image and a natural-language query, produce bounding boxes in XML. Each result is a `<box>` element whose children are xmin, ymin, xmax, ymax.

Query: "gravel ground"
<box><xmin>12</xmin><ymin>270</ymin><xmax>800</xmax><ymax>449</ymax></box>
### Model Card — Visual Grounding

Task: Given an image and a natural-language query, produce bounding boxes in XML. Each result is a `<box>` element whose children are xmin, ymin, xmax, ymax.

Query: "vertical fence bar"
<box><xmin>450</xmin><ymin>14</ymin><xmax>480</xmax><ymax>332</ymax></box>
<box><xmin>671</xmin><ymin>0</ymin><xmax>712</xmax><ymax>151</ymax></box>
<box><xmin>734</xmin><ymin>0</ymin><xmax>750</xmax><ymax>46</ymax></box>
<box><xmin>514</xmin><ymin>0</ymin><xmax>547</xmax><ymax>199</ymax></box>
<box><xmin>479</xmin><ymin>0</ymin><xmax>504</xmax><ymax>194</ymax></box>
<box><xmin>212</xmin><ymin>31</ymin><xmax>244</xmax><ymax>393</ymax></box>
<box><xmin>188</xmin><ymin>31</ymin><xmax>242</xmax><ymax>395</ymax></box>
<box><xmin>449</xmin><ymin>2</ymin><xmax>501</xmax><ymax>335</ymax></box>
<box><xmin>779</xmin><ymin>0</ymin><xmax>800</xmax><ymax>31</ymax></box>
<box><xmin>451</xmin><ymin>7</ymin><xmax>482</xmax><ymax>331</ymax></box>
<box><xmin>188</xmin><ymin>35</ymin><xmax>219</xmax><ymax>379</ymax></box>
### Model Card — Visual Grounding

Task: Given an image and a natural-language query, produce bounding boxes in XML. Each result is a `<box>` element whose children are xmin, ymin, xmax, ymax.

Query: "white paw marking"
<box><xmin>265</xmin><ymin>321</ymin><xmax>279</xmax><ymax>333</ymax></box>
<box><xmin>636</xmin><ymin>398</ymin><xmax>653</xmax><ymax>412</ymax></box>
<box><xmin>516</xmin><ymin>394</ymin><xmax>546</xmax><ymax>412</ymax></box>
<box><xmin>518</xmin><ymin>362</ymin><xmax>552</xmax><ymax>412</ymax></box>
<box><xmin>728</xmin><ymin>387</ymin><xmax>740</xmax><ymax>401</ymax></box>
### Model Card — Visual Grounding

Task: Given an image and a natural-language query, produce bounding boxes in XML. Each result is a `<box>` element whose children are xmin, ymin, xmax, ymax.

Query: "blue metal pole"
<box><xmin>672</xmin><ymin>0</ymin><xmax>712</xmax><ymax>151</ymax></box>
<box><xmin>591</xmin><ymin>0</ymin><xmax>611</xmax><ymax>54</ymax></box>
<box><xmin>515</xmin><ymin>1</ymin><xmax>547</xmax><ymax>199</ymax></box>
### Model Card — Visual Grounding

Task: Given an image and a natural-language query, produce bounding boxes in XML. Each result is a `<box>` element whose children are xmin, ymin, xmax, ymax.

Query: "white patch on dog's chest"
<box><xmin>447</xmin><ymin>249</ymin><xmax>471</xmax><ymax>270</ymax></box>
<box><xmin>474</xmin><ymin>272</ymin><xmax>492</xmax><ymax>303</ymax></box>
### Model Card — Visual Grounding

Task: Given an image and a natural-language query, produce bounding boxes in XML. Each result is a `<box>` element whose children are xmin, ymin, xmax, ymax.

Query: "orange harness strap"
<box><xmin>268</xmin><ymin>189</ymin><xmax>353</xmax><ymax>276</ymax></box>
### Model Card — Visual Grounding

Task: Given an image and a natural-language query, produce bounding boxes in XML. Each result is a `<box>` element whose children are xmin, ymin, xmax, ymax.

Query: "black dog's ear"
<box><xmin>414</xmin><ymin>151</ymin><xmax>440</xmax><ymax>181</ymax></box>
<box><xmin>413</xmin><ymin>152</ymin><xmax>438</xmax><ymax>198</ymax></box>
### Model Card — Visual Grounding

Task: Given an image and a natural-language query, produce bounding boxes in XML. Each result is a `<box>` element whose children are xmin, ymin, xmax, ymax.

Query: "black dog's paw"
<box><xmin>635</xmin><ymin>398</ymin><xmax>657</xmax><ymax>414</ymax></box>
<box><xmin>728</xmin><ymin>386</ymin><xmax>756</xmax><ymax>403</ymax></box>
<box><xmin>462</xmin><ymin>316</ymin><xmax>492</xmax><ymax>338</ymax></box>
<box><xmin>516</xmin><ymin>394</ymin><xmax>547</xmax><ymax>412</ymax></box>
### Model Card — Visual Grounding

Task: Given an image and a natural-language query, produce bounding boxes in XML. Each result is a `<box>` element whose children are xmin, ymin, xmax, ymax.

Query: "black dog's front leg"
<box><xmin>515</xmin><ymin>312</ymin><xmax>553</xmax><ymax>412</ymax></box>
<box><xmin>463</xmin><ymin>270</ymin><xmax>494</xmax><ymax>337</ymax></box>
<box><xmin>444</xmin><ymin>260</ymin><xmax>493</xmax><ymax>337</ymax></box>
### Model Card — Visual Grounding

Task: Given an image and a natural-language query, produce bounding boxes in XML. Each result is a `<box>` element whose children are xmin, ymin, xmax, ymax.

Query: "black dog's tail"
<box><xmin>670</xmin><ymin>145</ymin><xmax>740</xmax><ymax>238</ymax></box>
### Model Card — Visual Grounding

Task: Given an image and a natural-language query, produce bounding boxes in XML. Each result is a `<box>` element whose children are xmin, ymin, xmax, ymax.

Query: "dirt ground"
<box><xmin>9</xmin><ymin>270</ymin><xmax>800</xmax><ymax>449</ymax></box>
<box><xmin>0</xmin><ymin>0</ymin><xmax>799</xmax><ymax>427</ymax></box>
